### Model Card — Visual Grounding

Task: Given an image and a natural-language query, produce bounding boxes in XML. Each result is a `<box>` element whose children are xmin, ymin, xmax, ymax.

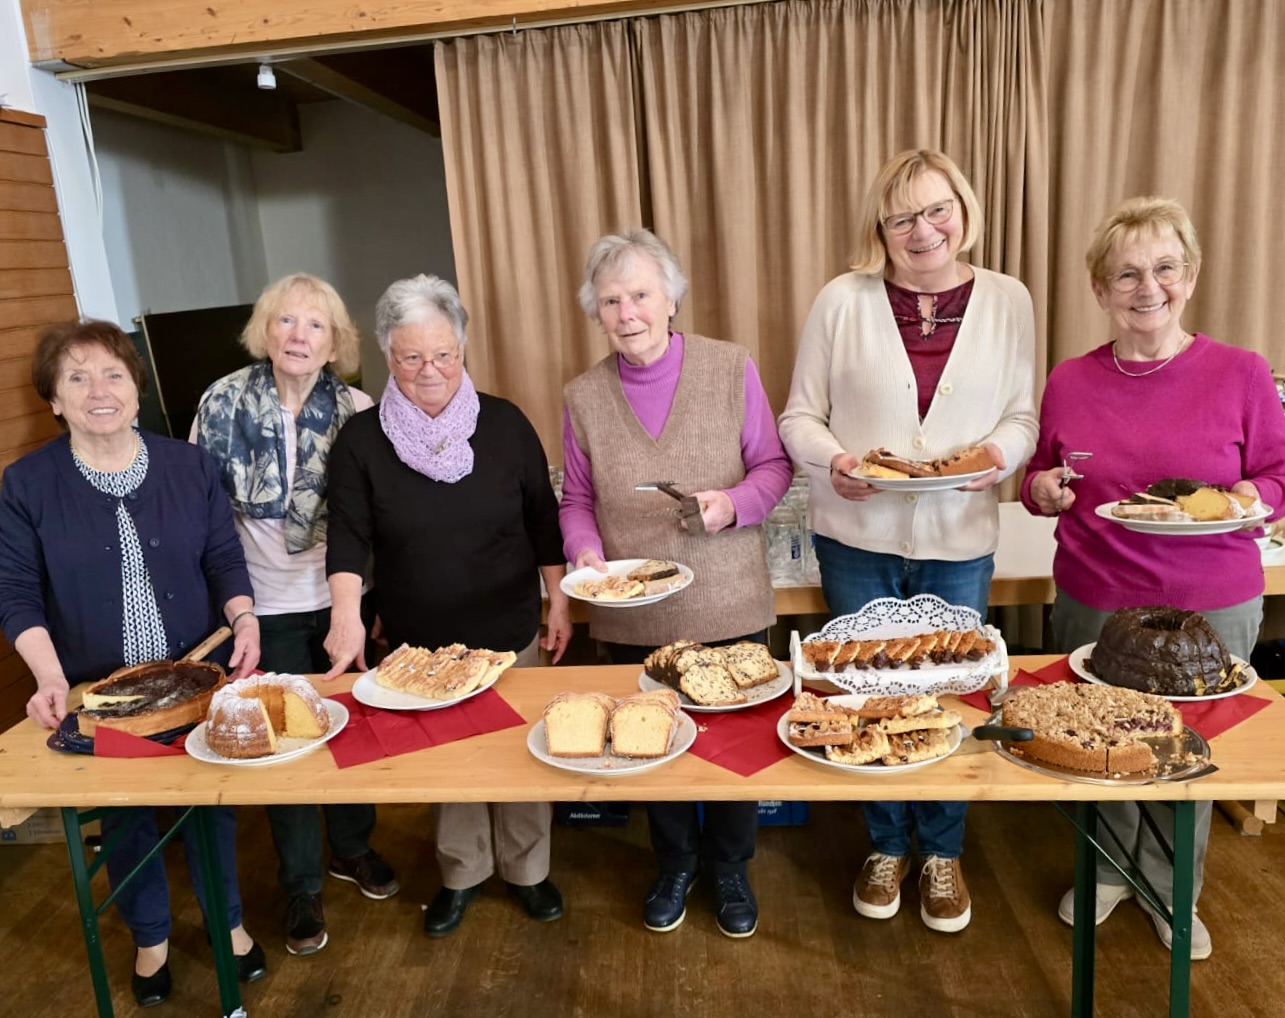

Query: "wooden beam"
<box><xmin>280</xmin><ymin>49</ymin><xmax>439</xmax><ymax>135</ymax></box>
<box><xmin>20</xmin><ymin>0</ymin><xmax>721</xmax><ymax>68</ymax></box>
<box><xmin>85</xmin><ymin>70</ymin><xmax>302</xmax><ymax>152</ymax></box>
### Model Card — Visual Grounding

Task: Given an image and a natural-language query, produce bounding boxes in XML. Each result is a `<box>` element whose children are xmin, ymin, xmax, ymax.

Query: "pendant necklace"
<box><xmin>893</xmin><ymin>292</ymin><xmax>965</xmax><ymax>339</ymax></box>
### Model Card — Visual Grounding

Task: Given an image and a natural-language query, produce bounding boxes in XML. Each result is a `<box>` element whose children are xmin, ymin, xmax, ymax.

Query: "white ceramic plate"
<box><xmin>526</xmin><ymin>712</ymin><xmax>698</xmax><ymax>775</ymax></box>
<box><xmin>561</xmin><ymin>559</ymin><xmax>694</xmax><ymax>607</ymax></box>
<box><xmin>637</xmin><ymin>661</ymin><xmax>793</xmax><ymax>713</ymax></box>
<box><xmin>1095</xmin><ymin>501</ymin><xmax>1272</xmax><ymax>535</ymax></box>
<box><xmin>185</xmin><ymin>699</ymin><xmax>348</xmax><ymax>766</ymax></box>
<box><xmin>350</xmin><ymin>665</ymin><xmax>503</xmax><ymax>711</ymax></box>
<box><xmin>850</xmin><ymin>467</ymin><xmax>996</xmax><ymax>491</ymax></box>
<box><xmin>1068</xmin><ymin>643</ymin><xmax>1258</xmax><ymax>702</ymax></box>
<box><xmin>776</xmin><ymin>694</ymin><xmax>964</xmax><ymax>773</ymax></box>
<box><xmin>791</xmin><ymin>595</ymin><xmax>1007</xmax><ymax>697</ymax></box>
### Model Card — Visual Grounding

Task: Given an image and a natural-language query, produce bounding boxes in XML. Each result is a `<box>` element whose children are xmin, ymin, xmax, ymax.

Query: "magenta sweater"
<box><xmin>560</xmin><ymin>333</ymin><xmax>793</xmax><ymax>563</ymax></box>
<box><xmin>1019</xmin><ymin>334</ymin><xmax>1285</xmax><ymax>611</ymax></box>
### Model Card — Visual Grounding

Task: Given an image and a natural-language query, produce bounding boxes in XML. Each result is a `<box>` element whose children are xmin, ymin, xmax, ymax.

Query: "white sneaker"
<box><xmin>1057</xmin><ymin>883</ymin><xmax>1133</xmax><ymax>926</ymax></box>
<box><xmin>1138</xmin><ymin>899</ymin><xmax>1212</xmax><ymax>961</ymax></box>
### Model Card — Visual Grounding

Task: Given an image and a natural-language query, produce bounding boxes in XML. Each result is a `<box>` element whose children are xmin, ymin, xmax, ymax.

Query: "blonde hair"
<box><xmin>240</xmin><ymin>273</ymin><xmax>362</xmax><ymax>377</ymax></box>
<box><xmin>1085</xmin><ymin>196</ymin><xmax>1202</xmax><ymax>290</ymax></box>
<box><xmin>849</xmin><ymin>150</ymin><xmax>983</xmax><ymax>275</ymax></box>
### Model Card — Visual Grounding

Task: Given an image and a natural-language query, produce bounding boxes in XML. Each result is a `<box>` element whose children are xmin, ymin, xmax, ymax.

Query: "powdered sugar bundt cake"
<box><xmin>205</xmin><ymin>673</ymin><xmax>331</xmax><ymax>759</ymax></box>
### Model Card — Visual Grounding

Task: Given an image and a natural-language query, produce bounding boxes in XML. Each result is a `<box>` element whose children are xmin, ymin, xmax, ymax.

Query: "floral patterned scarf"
<box><xmin>194</xmin><ymin>361</ymin><xmax>356</xmax><ymax>552</ymax></box>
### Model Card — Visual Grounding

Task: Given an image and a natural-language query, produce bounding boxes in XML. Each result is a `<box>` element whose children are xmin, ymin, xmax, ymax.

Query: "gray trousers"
<box><xmin>1051</xmin><ymin>589</ymin><xmax>1263</xmax><ymax>906</ymax></box>
<box><xmin>434</xmin><ymin>636</ymin><xmax>552</xmax><ymax>889</ymax></box>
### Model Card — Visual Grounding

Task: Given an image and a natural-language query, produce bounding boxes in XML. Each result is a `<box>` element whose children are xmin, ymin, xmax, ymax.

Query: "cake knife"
<box><xmin>635</xmin><ymin>481</ymin><xmax>707</xmax><ymax>534</ymax></box>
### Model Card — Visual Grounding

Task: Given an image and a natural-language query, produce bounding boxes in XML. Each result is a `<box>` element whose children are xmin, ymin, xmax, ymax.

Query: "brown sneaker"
<box><xmin>285</xmin><ymin>892</ymin><xmax>328</xmax><ymax>956</ymax></box>
<box><xmin>920</xmin><ymin>856</ymin><xmax>971</xmax><ymax>932</ymax></box>
<box><xmin>329</xmin><ymin>850</ymin><xmax>400</xmax><ymax>900</ymax></box>
<box><xmin>853</xmin><ymin>852</ymin><xmax>909</xmax><ymax>919</ymax></box>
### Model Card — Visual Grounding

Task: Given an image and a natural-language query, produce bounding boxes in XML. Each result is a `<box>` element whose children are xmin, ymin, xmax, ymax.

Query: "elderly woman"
<box><xmin>561</xmin><ymin>229</ymin><xmax>792</xmax><ymax>939</ymax></box>
<box><xmin>0</xmin><ymin>321</ymin><xmax>265</xmax><ymax>1006</ymax></box>
<box><xmin>323</xmin><ymin>273</ymin><xmax>571</xmax><ymax>937</ymax></box>
<box><xmin>779</xmin><ymin>150</ymin><xmax>1037</xmax><ymax>934</ymax></box>
<box><xmin>194</xmin><ymin>273</ymin><xmax>398</xmax><ymax>958</ymax></box>
<box><xmin>1022</xmin><ymin>196</ymin><xmax>1285</xmax><ymax>960</ymax></box>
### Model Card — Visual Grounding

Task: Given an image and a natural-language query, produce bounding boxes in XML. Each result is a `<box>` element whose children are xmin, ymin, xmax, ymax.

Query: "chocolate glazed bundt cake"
<box><xmin>1088</xmin><ymin>606</ymin><xmax>1236</xmax><ymax>697</ymax></box>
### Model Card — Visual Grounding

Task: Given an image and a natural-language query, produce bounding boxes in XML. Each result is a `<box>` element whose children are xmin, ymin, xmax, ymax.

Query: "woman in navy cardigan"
<box><xmin>0</xmin><ymin>320</ymin><xmax>265</xmax><ymax>1006</ymax></box>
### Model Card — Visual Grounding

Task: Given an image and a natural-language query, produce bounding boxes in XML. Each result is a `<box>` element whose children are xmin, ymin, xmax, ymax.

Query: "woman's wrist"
<box><xmin>229</xmin><ymin>609</ymin><xmax>257</xmax><ymax>631</ymax></box>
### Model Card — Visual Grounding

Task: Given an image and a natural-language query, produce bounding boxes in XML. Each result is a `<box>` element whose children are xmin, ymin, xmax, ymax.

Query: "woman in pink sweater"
<box><xmin>1021</xmin><ymin>196</ymin><xmax>1285</xmax><ymax>960</ymax></box>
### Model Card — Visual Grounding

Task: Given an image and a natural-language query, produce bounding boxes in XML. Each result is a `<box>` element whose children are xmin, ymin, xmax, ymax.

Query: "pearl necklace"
<box><xmin>1111</xmin><ymin>335</ymin><xmax>1189</xmax><ymax>377</ymax></box>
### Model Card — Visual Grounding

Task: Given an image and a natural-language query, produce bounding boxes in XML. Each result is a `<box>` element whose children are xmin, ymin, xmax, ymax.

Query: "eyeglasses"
<box><xmin>391</xmin><ymin>348</ymin><xmax>461</xmax><ymax>372</ymax></box>
<box><xmin>1107</xmin><ymin>260</ymin><xmax>1189</xmax><ymax>293</ymax></box>
<box><xmin>881</xmin><ymin>198</ymin><xmax>956</xmax><ymax>236</ymax></box>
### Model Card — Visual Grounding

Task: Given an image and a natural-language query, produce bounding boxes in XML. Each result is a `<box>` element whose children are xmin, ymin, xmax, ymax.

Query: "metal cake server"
<box><xmin>636</xmin><ymin>481</ymin><xmax>706</xmax><ymax>534</ymax></box>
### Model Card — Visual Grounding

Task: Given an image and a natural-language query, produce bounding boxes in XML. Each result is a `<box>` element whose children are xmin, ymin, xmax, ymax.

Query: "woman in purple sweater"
<box><xmin>1021</xmin><ymin>196</ymin><xmax>1285</xmax><ymax>960</ymax></box>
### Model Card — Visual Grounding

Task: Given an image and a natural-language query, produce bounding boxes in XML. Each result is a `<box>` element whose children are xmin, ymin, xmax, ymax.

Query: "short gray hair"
<box><xmin>577</xmin><ymin>229</ymin><xmax>689</xmax><ymax>322</ymax></box>
<box><xmin>373</xmin><ymin>274</ymin><xmax>469</xmax><ymax>355</ymax></box>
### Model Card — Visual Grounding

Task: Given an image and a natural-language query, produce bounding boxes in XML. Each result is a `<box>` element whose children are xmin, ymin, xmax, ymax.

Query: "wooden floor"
<box><xmin>3</xmin><ymin>800</ymin><xmax>1285</xmax><ymax>1017</ymax></box>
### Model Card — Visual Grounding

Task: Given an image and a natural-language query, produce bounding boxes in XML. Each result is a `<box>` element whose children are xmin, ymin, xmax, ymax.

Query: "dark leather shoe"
<box><xmin>423</xmin><ymin>884</ymin><xmax>482</xmax><ymax>937</ymax></box>
<box><xmin>235</xmin><ymin>940</ymin><xmax>268</xmax><ymax>983</ymax></box>
<box><xmin>132</xmin><ymin>960</ymin><xmax>172</xmax><ymax>1008</ymax></box>
<box><xmin>714</xmin><ymin>873</ymin><xmax>758</xmax><ymax>938</ymax></box>
<box><xmin>643</xmin><ymin>870</ymin><xmax>697</xmax><ymax>932</ymax></box>
<box><xmin>505</xmin><ymin>879</ymin><xmax>564</xmax><ymax>921</ymax></box>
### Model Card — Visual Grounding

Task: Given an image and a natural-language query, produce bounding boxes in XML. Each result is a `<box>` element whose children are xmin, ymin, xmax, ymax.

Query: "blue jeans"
<box><xmin>259</xmin><ymin>608</ymin><xmax>377</xmax><ymax>895</ymax></box>
<box><xmin>813</xmin><ymin>537</ymin><xmax>994</xmax><ymax>859</ymax></box>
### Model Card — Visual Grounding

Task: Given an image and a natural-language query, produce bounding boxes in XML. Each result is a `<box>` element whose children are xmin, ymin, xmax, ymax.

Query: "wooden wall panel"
<box><xmin>0</xmin><ymin>110</ymin><xmax>71</xmax><ymax>732</ymax></box>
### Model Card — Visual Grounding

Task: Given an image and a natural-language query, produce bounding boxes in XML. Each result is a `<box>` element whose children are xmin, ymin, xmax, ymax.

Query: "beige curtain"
<box><xmin>435</xmin><ymin>22</ymin><xmax>644</xmax><ymax>454</ymax></box>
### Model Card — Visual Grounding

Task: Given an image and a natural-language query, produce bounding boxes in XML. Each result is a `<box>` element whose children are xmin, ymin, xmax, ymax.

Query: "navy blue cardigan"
<box><xmin>0</xmin><ymin>432</ymin><xmax>252</xmax><ymax>684</ymax></box>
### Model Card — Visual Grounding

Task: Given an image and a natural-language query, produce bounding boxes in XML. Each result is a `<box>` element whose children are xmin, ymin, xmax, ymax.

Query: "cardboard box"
<box><xmin>0</xmin><ymin>807</ymin><xmax>99</xmax><ymax>846</ymax></box>
<box><xmin>554</xmin><ymin>802</ymin><xmax>631</xmax><ymax>827</ymax></box>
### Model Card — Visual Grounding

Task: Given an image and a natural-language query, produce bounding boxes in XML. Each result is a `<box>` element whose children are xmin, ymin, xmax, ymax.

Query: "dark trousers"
<box><xmin>605</xmin><ymin>631</ymin><xmax>766</xmax><ymax>876</ymax></box>
<box><xmin>102</xmin><ymin>806</ymin><xmax>242</xmax><ymax>948</ymax></box>
<box><xmin>259</xmin><ymin>608</ymin><xmax>377</xmax><ymax>896</ymax></box>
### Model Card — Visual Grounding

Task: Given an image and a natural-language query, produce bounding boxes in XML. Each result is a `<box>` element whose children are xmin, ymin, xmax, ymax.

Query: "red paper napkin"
<box><xmin>687</xmin><ymin>698</ymin><xmax>792</xmax><ymax>777</ymax></box>
<box><xmin>94</xmin><ymin>727</ymin><xmax>187</xmax><ymax>757</ymax></box>
<box><xmin>326</xmin><ymin>689</ymin><xmax>526</xmax><ymax>769</ymax></box>
<box><xmin>958</xmin><ymin>659</ymin><xmax>1269</xmax><ymax>740</ymax></box>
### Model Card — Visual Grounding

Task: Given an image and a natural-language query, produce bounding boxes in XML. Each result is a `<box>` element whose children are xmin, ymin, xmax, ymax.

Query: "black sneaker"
<box><xmin>285</xmin><ymin>892</ymin><xmax>328</xmax><ymax>956</ymax></box>
<box><xmin>643</xmin><ymin>870</ymin><xmax>697</xmax><ymax>932</ymax></box>
<box><xmin>329</xmin><ymin>850</ymin><xmax>400</xmax><ymax>900</ymax></box>
<box><xmin>714</xmin><ymin>873</ymin><xmax>758</xmax><ymax>938</ymax></box>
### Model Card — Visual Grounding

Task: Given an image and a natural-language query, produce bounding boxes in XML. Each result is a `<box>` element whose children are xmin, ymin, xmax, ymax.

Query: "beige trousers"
<box><xmin>433</xmin><ymin>635</ymin><xmax>553</xmax><ymax>888</ymax></box>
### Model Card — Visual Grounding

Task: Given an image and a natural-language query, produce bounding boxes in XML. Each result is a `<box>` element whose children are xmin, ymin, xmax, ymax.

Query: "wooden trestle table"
<box><xmin>1</xmin><ymin>656</ymin><xmax>1284</xmax><ymax>1017</ymax></box>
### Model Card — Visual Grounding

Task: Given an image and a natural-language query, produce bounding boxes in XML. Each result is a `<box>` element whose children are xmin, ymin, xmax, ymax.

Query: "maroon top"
<box><xmin>885</xmin><ymin>277</ymin><xmax>975</xmax><ymax>419</ymax></box>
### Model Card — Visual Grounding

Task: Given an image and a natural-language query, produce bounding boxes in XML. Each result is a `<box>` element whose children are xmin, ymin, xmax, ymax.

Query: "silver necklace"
<box><xmin>1111</xmin><ymin>336</ymin><xmax>1187</xmax><ymax>377</ymax></box>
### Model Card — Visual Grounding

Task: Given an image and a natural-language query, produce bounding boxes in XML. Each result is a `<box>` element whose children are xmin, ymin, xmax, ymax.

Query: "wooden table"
<box><xmin>2</xmin><ymin>657</ymin><xmax>1284</xmax><ymax>1016</ymax></box>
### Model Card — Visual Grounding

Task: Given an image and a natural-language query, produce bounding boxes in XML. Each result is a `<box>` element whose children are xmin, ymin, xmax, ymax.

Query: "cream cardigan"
<box><xmin>778</xmin><ymin>267</ymin><xmax>1038</xmax><ymax>562</ymax></box>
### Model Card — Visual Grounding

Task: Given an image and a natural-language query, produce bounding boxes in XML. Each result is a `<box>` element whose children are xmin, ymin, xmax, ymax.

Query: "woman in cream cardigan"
<box><xmin>778</xmin><ymin>149</ymin><xmax>1037</xmax><ymax>936</ymax></box>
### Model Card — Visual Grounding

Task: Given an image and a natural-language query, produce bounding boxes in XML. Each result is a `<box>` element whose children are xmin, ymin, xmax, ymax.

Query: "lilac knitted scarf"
<box><xmin>378</xmin><ymin>370</ymin><xmax>479</xmax><ymax>483</ymax></box>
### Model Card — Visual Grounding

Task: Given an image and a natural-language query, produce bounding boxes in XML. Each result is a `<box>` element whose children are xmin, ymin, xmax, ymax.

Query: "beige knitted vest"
<box><xmin>564</xmin><ymin>334</ymin><xmax>775</xmax><ymax>646</ymax></box>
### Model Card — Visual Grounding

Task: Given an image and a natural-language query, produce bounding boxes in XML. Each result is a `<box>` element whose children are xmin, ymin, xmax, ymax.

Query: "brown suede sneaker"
<box><xmin>920</xmin><ymin>856</ymin><xmax>971</xmax><ymax>932</ymax></box>
<box><xmin>852</xmin><ymin>852</ymin><xmax>909</xmax><ymax>919</ymax></box>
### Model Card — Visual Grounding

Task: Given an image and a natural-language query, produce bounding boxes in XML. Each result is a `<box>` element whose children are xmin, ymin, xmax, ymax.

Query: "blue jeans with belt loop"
<box><xmin>813</xmin><ymin>536</ymin><xmax>994</xmax><ymax>858</ymax></box>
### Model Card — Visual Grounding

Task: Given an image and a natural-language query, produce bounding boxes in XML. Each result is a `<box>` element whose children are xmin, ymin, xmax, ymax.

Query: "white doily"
<box><xmin>791</xmin><ymin>595</ymin><xmax>1008</xmax><ymax>697</ymax></box>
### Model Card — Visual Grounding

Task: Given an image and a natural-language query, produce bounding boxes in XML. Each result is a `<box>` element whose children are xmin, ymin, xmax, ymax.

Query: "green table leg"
<box><xmin>190</xmin><ymin>807</ymin><xmax>245</xmax><ymax>1017</ymax></box>
<box><xmin>1070</xmin><ymin>803</ymin><xmax>1098</xmax><ymax>1018</ymax></box>
<box><xmin>1168</xmin><ymin>801</ymin><xmax>1195</xmax><ymax>1018</ymax></box>
<box><xmin>61</xmin><ymin>807</ymin><xmax>114</xmax><ymax>1018</ymax></box>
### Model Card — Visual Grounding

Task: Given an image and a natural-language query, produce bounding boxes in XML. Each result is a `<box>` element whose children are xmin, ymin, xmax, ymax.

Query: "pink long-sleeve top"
<box><xmin>1019</xmin><ymin>334</ymin><xmax>1285</xmax><ymax>612</ymax></box>
<box><xmin>560</xmin><ymin>332</ymin><xmax>793</xmax><ymax>564</ymax></box>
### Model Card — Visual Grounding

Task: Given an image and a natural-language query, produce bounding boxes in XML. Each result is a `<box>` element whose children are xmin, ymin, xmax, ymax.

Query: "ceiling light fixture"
<box><xmin>257</xmin><ymin>63</ymin><xmax>277</xmax><ymax>90</ymax></box>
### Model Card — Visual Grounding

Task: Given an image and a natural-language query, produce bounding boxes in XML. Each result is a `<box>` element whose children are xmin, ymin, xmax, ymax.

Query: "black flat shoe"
<box><xmin>505</xmin><ymin>879</ymin><xmax>564</xmax><ymax>922</ymax></box>
<box><xmin>423</xmin><ymin>884</ymin><xmax>482</xmax><ymax>937</ymax></box>
<box><xmin>132</xmin><ymin>960</ymin><xmax>172</xmax><ymax>1008</ymax></box>
<box><xmin>235</xmin><ymin>940</ymin><xmax>267</xmax><ymax>983</ymax></box>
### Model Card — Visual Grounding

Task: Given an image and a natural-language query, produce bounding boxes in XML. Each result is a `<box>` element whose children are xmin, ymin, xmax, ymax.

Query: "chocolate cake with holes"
<box><xmin>1000</xmin><ymin>681</ymin><xmax>1182</xmax><ymax>776</ymax></box>
<box><xmin>1088</xmin><ymin>606</ymin><xmax>1242</xmax><ymax>697</ymax></box>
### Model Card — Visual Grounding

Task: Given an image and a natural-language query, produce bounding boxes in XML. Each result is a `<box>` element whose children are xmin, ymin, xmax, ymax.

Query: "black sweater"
<box><xmin>326</xmin><ymin>396</ymin><xmax>564</xmax><ymax>653</ymax></box>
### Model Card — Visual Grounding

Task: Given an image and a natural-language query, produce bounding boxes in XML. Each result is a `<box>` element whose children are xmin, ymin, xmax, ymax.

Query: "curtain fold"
<box><xmin>435</xmin><ymin>22</ymin><xmax>644</xmax><ymax>453</ymax></box>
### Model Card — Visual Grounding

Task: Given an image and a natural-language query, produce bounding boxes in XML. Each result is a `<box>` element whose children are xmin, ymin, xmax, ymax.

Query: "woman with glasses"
<box><xmin>1021</xmin><ymin>196</ymin><xmax>1285</xmax><ymax>959</ymax></box>
<box><xmin>779</xmin><ymin>149</ymin><xmax>1037</xmax><ymax>935</ymax></box>
<box><xmin>323</xmin><ymin>273</ymin><xmax>572</xmax><ymax>938</ymax></box>
<box><xmin>194</xmin><ymin>274</ymin><xmax>398</xmax><ymax>959</ymax></box>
